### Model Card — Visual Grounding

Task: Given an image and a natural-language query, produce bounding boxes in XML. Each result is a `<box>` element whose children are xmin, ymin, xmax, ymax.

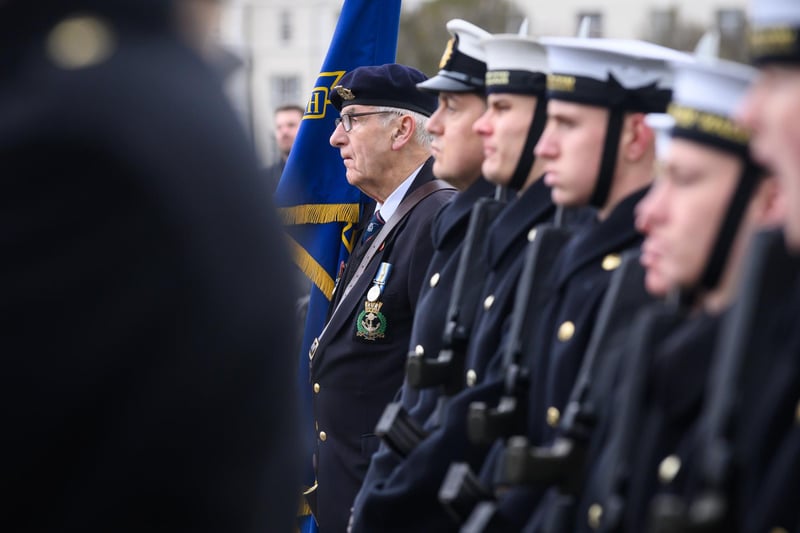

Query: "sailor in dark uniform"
<box><xmin>350</xmin><ymin>19</ymin><xmax>495</xmax><ymax>525</ymax></box>
<box><xmin>524</xmin><ymin>38</ymin><xmax>686</xmax><ymax>450</ymax></box>
<box><xmin>350</xmin><ymin>33</ymin><xmax>561</xmax><ymax>533</ymax></box>
<box><xmin>0</xmin><ymin>1</ymin><xmax>302</xmax><ymax>531</ymax></box>
<box><xmin>393</xmin><ymin>18</ymin><xmax>494</xmax><ymax>425</ymax></box>
<box><xmin>719</xmin><ymin>0</ymin><xmax>800</xmax><ymax>530</ymax></box>
<box><xmin>574</xmin><ymin>55</ymin><xmax>779</xmax><ymax>533</ymax></box>
<box><xmin>309</xmin><ymin>63</ymin><xmax>455</xmax><ymax>532</ymax></box>
<box><xmin>462</xmin><ymin>35</ymin><xmax>562</xmax><ymax>393</ymax></box>
<box><xmin>469</xmin><ymin>38</ymin><xmax>686</xmax><ymax>531</ymax></box>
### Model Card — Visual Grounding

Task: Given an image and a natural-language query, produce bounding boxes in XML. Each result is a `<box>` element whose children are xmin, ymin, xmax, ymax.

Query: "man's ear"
<box><xmin>391</xmin><ymin>114</ymin><xmax>415</xmax><ymax>150</ymax></box>
<box><xmin>620</xmin><ymin>113</ymin><xmax>654</xmax><ymax>162</ymax></box>
<box><xmin>752</xmin><ymin>174</ymin><xmax>787</xmax><ymax>228</ymax></box>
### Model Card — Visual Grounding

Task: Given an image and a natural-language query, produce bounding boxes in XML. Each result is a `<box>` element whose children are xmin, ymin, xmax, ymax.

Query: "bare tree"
<box><xmin>398</xmin><ymin>0</ymin><xmax>525</xmax><ymax>75</ymax></box>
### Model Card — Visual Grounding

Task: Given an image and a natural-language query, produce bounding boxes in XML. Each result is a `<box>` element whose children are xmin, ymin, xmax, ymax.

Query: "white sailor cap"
<box><xmin>748</xmin><ymin>0</ymin><xmax>800</xmax><ymax>65</ymax></box>
<box><xmin>666</xmin><ymin>58</ymin><xmax>758</xmax><ymax>156</ymax></box>
<box><xmin>417</xmin><ymin>19</ymin><xmax>490</xmax><ymax>94</ymax></box>
<box><xmin>540</xmin><ymin>37</ymin><xmax>691</xmax><ymax>113</ymax></box>
<box><xmin>479</xmin><ymin>34</ymin><xmax>548</xmax><ymax>96</ymax></box>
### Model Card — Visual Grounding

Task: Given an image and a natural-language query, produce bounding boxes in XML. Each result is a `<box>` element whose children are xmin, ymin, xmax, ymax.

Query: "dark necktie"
<box><xmin>361</xmin><ymin>209</ymin><xmax>385</xmax><ymax>243</ymax></box>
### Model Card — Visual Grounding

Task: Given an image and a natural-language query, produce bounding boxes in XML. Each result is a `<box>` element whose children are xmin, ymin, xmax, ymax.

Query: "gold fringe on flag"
<box><xmin>288</xmin><ymin>237</ymin><xmax>335</xmax><ymax>299</ymax></box>
<box><xmin>279</xmin><ymin>203</ymin><xmax>360</xmax><ymax>225</ymax></box>
<box><xmin>341</xmin><ymin>222</ymin><xmax>355</xmax><ymax>254</ymax></box>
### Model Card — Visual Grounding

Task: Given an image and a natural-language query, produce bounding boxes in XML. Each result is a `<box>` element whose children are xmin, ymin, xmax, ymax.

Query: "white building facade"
<box><xmin>216</xmin><ymin>0</ymin><xmax>747</xmax><ymax>166</ymax></box>
<box><xmin>217</xmin><ymin>0</ymin><xmax>342</xmax><ymax>166</ymax></box>
<box><xmin>516</xmin><ymin>0</ymin><xmax>746</xmax><ymax>40</ymax></box>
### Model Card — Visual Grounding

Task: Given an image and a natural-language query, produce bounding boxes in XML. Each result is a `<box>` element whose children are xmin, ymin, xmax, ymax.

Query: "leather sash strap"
<box><xmin>312</xmin><ymin>179</ymin><xmax>455</xmax><ymax>355</ymax></box>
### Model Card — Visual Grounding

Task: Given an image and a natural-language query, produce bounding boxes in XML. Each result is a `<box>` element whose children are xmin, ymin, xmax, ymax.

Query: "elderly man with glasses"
<box><xmin>305</xmin><ymin>63</ymin><xmax>456</xmax><ymax>532</ymax></box>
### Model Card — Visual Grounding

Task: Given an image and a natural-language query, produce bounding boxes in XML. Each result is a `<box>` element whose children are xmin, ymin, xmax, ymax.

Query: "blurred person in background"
<box><xmin>266</xmin><ymin>104</ymin><xmax>305</xmax><ymax>191</ymax></box>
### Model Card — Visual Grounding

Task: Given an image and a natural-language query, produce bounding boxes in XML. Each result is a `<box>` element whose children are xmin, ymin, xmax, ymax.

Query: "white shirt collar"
<box><xmin>375</xmin><ymin>163</ymin><xmax>424</xmax><ymax>222</ymax></box>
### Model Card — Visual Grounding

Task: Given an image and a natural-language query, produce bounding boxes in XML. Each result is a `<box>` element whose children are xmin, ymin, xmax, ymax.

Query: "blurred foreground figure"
<box><xmin>0</xmin><ymin>1</ymin><xmax>302</xmax><ymax>531</ymax></box>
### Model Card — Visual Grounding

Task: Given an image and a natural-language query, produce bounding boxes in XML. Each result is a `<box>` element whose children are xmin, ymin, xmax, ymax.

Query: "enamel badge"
<box><xmin>357</xmin><ymin>300</ymin><xmax>387</xmax><ymax>340</ymax></box>
<box><xmin>356</xmin><ymin>262</ymin><xmax>392</xmax><ymax>340</ymax></box>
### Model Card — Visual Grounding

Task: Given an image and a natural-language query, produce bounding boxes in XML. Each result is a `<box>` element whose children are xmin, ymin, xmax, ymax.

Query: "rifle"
<box><xmin>648</xmin><ymin>228</ymin><xmax>800</xmax><ymax>533</ymax></box>
<box><xmin>466</xmin><ymin>216</ymin><xmax>575</xmax><ymax>446</ymax></box>
<box><xmin>438</xmin><ymin>462</ymin><xmax>494</xmax><ymax>524</ymax></box>
<box><xmin>375</xmin><ymin>195</ymin><xmax>506</xmax><ymax>458</ymax></box>
<box><xmin>492</xmin><ymin>253</ymin><xmax>654</xmax><ymax>532</ymax></box>
<box><xmin>581</xmin><ymin>300</ymin><xmax>687</xmax><ymax>533</ymax></box>
<box><xmin>439</xmin><ymin>210</ymin><xmax>576</xmax><ymax>525</ymax></box>
<box><xmin>407</xmin><ymin>196</ymin><xmax>506</xmax><ymax>397</ymax></box>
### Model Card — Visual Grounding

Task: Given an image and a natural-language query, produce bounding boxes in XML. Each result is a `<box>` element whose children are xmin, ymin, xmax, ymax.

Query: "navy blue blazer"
<box><xmin>309</xmin><ymin>159</ymin><xmax>455</xmax><ymax>532</ymax></box>
<box><xmin>350</xmin><ymin>179</ymin><xmax>559</xmax><ymax>533</ymax></box>
<box><xmin>479</xmin><ymin>187</ymin><xmax>649</xmax><ymax>531</ymax></box>
<box><xmin>463</xmin><ymin>179</ymin><xmax>557</xmax><ymax>384</ymax></box>
<box><xmin>402</xmin><ymin>177</ymin><xmax>497</xmax><ymax>414</ymax></box>
<box><xmin>735</xmin><ymin>279</ymin><xmax>800</xmax><ymax>533</ymax></box>
<box><xmin>528</xmin><ymin>188</ymin><xmax>649</xmax><ymax>447</ymax></box>
<box><xmin>352</xmin><ymin>178</ymin><xmax>496</xmax><ymax>516</ymax></box>
<box><xmin>620</xmin><ymin>313</ymin><xmax>720</xmax><ymax>533</ymax></box>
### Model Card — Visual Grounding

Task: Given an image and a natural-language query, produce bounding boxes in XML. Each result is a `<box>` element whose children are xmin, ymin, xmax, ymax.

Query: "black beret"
<box><xmin>330</xmin><ymin>63</ymin><xmax>438</xmax><ymax>117</ymax></box>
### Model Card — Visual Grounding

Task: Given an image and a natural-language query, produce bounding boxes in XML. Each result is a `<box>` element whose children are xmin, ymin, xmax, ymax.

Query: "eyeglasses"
<box><xmin>334</xmin><ymin>111</ymin><xmax>396</xmax><ymax>132</ymax></box>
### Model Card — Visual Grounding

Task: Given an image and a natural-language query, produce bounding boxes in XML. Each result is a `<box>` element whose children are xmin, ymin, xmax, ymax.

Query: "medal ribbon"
<box><xmin>368</xmin><ymin>262</ymin><xmax>393</xmax><ymax>300</ymax></box>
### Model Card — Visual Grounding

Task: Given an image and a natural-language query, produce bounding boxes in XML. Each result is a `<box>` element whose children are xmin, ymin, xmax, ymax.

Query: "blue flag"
<box><xmin>274</xmin><ymin>0</ymin><xmax>402</xmax><ymax>529</ymax></box>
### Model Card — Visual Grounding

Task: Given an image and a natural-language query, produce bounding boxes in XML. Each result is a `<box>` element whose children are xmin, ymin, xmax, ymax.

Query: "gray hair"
<box><xmin>373</xmin><ymin>105</ymin><xmax>433</xmax><ymax>148</ymax></box>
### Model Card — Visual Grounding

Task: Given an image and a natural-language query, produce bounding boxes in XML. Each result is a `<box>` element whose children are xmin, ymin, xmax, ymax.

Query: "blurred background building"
<box><xmin>213</xmin><ymin>0</ymin><xmax>747</xmax><ymax>168</ymax></box>
<box><xmin>214</xmin><ymin>0</ymin><xmax>340</xmax><ymax>167</ymax></box>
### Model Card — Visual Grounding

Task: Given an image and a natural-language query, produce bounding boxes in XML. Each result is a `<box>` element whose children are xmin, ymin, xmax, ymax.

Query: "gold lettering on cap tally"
<box><xmin>486</xmin><ymin>71</ymin><xmax>511</xmax><ymax>86</ymax></box>
<box><xmin>547</xmin><ymin>74</ymin><xmax>577</xmax><ymax>92</ymax></box>
<box><xmin>668</xmin><ymin>104</ymin><xmax>750</xmax><ymax>146</ymax></box>
<box><xmin>749</xmin><ymin>26</ymin><xmax>798</xmax><ymax>56</ymax></box>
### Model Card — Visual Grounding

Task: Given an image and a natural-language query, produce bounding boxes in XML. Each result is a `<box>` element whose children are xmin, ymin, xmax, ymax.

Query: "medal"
<box><xmin>367</xmin><ymin>285</ymin><xmax>381</xmax><ymax>302</ymax></box>
<box><xmin>367</xmin><ymin>262</ymin><xmax>393</xmax><ymax>301</ymax></box>
<box><xmin>356</xmin><ymin>262</ymin><xmax>393</xmax><ymax>340</ymax></box>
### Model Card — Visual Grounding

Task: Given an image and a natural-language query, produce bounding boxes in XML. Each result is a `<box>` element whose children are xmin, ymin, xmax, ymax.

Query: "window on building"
<box><xmin>716</xmin><ymin>8</ymin><xmax>745</xmax><ymax>36</ymax></box>
<box><xmin>650</xmin><ymin>8</ymin><xmax>676</xmax><ymax>38</ymax></box>
<box><xmin>649</xmin><ymin>8</ymin><xmax>678</xmax><ymax>45</ymax></box>
<box><xmin>271</xmin><ymin>75</ymin><xmax>301</xmax><ymax>107</ymax></box>
<box><xmin>576</xmin><ymin>11</ymin><xmax>603</xmax><ymax>38</ymax></box>
<box><xmin>716</xmin><ymin>8</ymin><xmax>747</xmax><ymax>61</ymax></box>
<box><xmin>280</xmin><ymin>10</ymin><xmax>292</xmax><ymax>44</ymax></box>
